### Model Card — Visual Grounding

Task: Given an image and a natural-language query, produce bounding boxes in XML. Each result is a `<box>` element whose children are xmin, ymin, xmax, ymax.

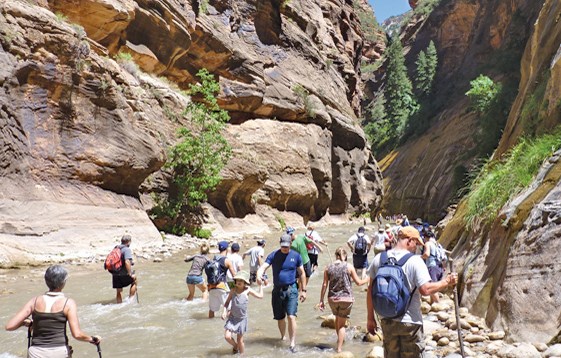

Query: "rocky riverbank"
<box><xmin>322</xmin><ymin>293</ymin><xmax>561</xmax><ymax>358</ymax></box>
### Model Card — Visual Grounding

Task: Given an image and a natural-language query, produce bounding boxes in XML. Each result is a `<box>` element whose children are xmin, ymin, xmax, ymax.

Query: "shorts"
<box><xmin>209</xmin><ymin>288</ymin><xmax>228</xmax><ymax>312</ymax></box>
<box><xmin>186</xmin><ymin>275</ymin><xmax>204</xmax><ymax>285</ymax></box>
<box><xmin>352</xmin><ymin>254</ymin><xmax>369</xmax><ymax>269</ymax></box>
<box><xmin>112</xmin><ymin>274</ymin><xmax>134</xmax><ymax>289</ymax></box>
<box><xmin>250</xmin><ymin>271</ymin><xmax>268</xmax><ymax>283</ymax></box>
<box><xmin>309</xmin><ymin>253</ymin><xmax>319</xmax><ymax>267</ymax></box>
<box><xmin>380</xmin><ymin>319</ymin><xmax>425</xmax><ymax>358</ymax></box>
<box><xmin>328</xmin><ymin>299</ymin><xmax>353</xmax><ymax>318</ymax></box>
<box><xmin>304</xmin><ymin>261</ymin><xmax>312</xmax><ymax>277</ymax></box>
<box><xmin>428</xmin><ymin>265</ymin><xmax>443</xmax><ymax>282</ymax></box>
<box><xmin>272</xmin><ymin>283</ymin><xmax>298</xmax><ymax>320</ymax></box>
<box><xmin>28</xmin><ymin>345</ymin><xmax>72</xmax><ymax>358</ymax></box>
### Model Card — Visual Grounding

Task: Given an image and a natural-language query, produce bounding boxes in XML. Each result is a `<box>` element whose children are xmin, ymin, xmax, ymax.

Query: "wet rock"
<box><xmin>365</xmin><ymin>346</ymin><xmax>384</xmax><ymax>358</ymax></box>
<box><xmin>544</xmin><ymin>344</ymin><xmax>561</xmax><ymax>357</ymax></box>
<box><xmin>333</xmin><ymin>351</ymin><xmax>354</xmax><ymax>358</ymax></box>
<box><xmin>437</xmin><ymin>337</ymin><xmax>450</xmax><ymax>346</ymax></box>
<box><xmin>363</xmin><ymin>331</ymin><xmax>383</xmax><ymax>342</ymax></box>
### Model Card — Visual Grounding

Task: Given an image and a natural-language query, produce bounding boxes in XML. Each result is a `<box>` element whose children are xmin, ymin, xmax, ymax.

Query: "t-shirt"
<box><xmin>291</xmin><ymin>235</ymin><xmax>312</xmax><ymax>264</ymax></box>
<box><xmin>114</xmin><ymin>244</ymin><xmax>134</xmax><ymax>276</ymax></box>
<box><xmin>368</xmin><ymin>249</ymin><xmax>431</xmax><ymax>325</ymax></box>
<box><xmin>305</xmin><ymin>230</ymin><xmax>324</xmax><ymax>255</ymax></box>
<box><xmin>265</xmin><ymin>249</ymin><xmax>303</xmax><ymax>287</ymax></box>
<box><xmin>185</xmin><ymin>254</ymin><xmax>209</xmax><ymax>276</ymax></box>
<box><xmin>226</xmin><ymin>253</ymin><xmax>243</xmax><ymax>282</ymax></box>
<box><xmin>244</xmin><ymin>246</ymin><xmax>264</xmax><ymax>272</ymax></box>
<box><xmin>347</xmin><ymin>233</ymin><xmax>371</xmax><ymax>256</ymax></box>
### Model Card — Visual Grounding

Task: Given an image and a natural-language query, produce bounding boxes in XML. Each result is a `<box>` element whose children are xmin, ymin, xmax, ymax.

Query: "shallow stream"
<box><xmin>1</xmin><ymin>224</ymin><xmax>381</xmax><ymax>357</ymax></box>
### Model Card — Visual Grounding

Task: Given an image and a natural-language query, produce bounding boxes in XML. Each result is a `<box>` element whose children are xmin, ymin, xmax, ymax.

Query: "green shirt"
<box><xmin>291</xmin><ymin>234</ymin><xmax>312</xmax><ymax>265</ymax></box>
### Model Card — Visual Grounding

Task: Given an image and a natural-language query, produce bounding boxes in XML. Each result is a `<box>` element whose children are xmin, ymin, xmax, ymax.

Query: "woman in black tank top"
<box><xmin>6</xmin><ymin>265</ymin><xmax>101</xmax><ymax>357</ymax></box>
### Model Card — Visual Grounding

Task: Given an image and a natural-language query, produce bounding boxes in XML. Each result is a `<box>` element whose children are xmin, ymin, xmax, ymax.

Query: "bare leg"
<box><xmin>287</xmin><ymin>315</ymin><xmax>297</xmax><ymax>348</ymax></box>
<box><xmin>197</xmin><ymin>283</ymin><xmax>208</xmax><ymax>301</ymax></box>
<box><xmin>236</xmin><ymin>334</ymin><xmax>245</xmax><ymax>354</ymax></box>
<box><xmin>187</xmin><ymin>284</ymin><xmax>196</xmax><ymax>300</ymax></box>
<box><xmin>335</xmin><ymin>316</ymin><xmax>346</xmax><ymax>353</ymax></box>
<box><xmin>129</xmin><ymin>281</ymin><xmax>137</xmax><ymax>301</ymax></box>
<box><xmin>209</xmin><ymin>310</ymin><xmax>215</xmax><ymax>318</ymax></box>
<box><xmin>277</xmin><ymin>318</ymin><xmax>286</xmax><ymax>340</ymax></box>
<box><xmin>116</xmin><ymin>288</ymin><xmax>123</xmax><ymax>304</ymax></box>
<box><xmin>224</xmin><ymin>330</ymin><xmax>237</xmax><ymax>352</ymax></box>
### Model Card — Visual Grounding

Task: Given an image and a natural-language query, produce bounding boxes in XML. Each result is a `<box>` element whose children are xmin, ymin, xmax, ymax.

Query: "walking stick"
<box><xmin>92</xmin><ymin>337</ymin><xmax>102</xmax><ymax>358</ymax></box>
<box><xmin>449</xmin><ymin>258</ymin><xmax>466</xmax><ymax>357</ymax></box>
<box><xmin>325</xmin><ymin>244</ymin><xmax>334</xmax><ymax>264</ymax></box>
<box><xmin>27</xmin><ymin>321</ymin><xmax>32</xmax><ymax>349</ymax></box>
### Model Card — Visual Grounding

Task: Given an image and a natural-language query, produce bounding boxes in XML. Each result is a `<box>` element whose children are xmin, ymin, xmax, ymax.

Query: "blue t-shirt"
<box><xmin>265</xmin><ymin>249</ymin><xmax>303</xmax><ymax>286</ymax></box>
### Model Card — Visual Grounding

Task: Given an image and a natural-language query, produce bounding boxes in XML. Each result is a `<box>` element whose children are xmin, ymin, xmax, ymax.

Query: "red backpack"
<box><xmin>104</xmin><ymin>246</ymin><xmax>123</xmax><ymax>273</ymax></box>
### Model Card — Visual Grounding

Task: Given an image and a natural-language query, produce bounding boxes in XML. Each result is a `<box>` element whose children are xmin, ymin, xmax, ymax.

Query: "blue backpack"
<box><xmin>372</xmin><ymin>251</ymin><xmax>415</xmax><ymax>319</ymax></box>
<box><xmin>205</xmin><ymin>256</ymin><xmax>226</xmax><ymax>285</ymax></box>
<box><xmin>354</xmin><ymin>233</ymin><xmax>367</xmax><ymax>255</ymax></box>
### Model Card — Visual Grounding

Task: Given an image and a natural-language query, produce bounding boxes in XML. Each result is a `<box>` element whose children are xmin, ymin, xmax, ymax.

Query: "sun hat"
<box><xmin>233</xmin><ymin>270</ymin><xmax>250</xmax><ymax>285</ymax></box>
<box><xmin>218</xmin><ymin>241</ymin><xmax>229</xmax><ymax>252</ymax></box>
<box><xmin>398</xmin><ymin>226</ymin><xmax>423</xmax><ymax>246</ymax></box>
<box><xmin>385</xmin><ymin>223</ymin><xmax>391</xmax><ymax>230</ymax></box>
<box><xmin>280</xmin><ymin>233</ymin><xmax>292</xmax><ymax>247</ymax></box>
<box><xmin>378</xmin><ymin>227</ymin><xmax>384</xmax><ymax>232</ymax></box>
<box><xmin>415</xmin><ymin>218</ymin><xmax>423</xmax><ymax>225</ymax></box>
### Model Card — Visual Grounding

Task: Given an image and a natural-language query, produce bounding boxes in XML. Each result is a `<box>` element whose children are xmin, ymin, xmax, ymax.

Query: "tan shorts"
<box><xmin>328</xmin><ymin>300</ymin><xmax>353</xmax><ymax>318</ymax></box>
<box><xmin>209</xmin><ymin>288</ymin><xmax>228</xmax><ymax>312</ymax></box>
<box><xmin>28</xmin><ymin>345</ymin><xmax>72</xmax><ymax>358</ymax></box>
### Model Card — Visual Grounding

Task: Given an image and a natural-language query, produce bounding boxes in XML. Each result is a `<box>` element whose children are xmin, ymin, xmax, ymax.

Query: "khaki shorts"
<box><xmin>209</xmin><ymin>288</ymin><xmax>228</xmax><ymax>312</ymax></box>
<box><xmin>328</xmin><ymin>300</ymin><xmax>353</xmax><ymax>318</ymax></box>
<box><xmin>28</xmin><ymin>345</ymin><xmax>72</xmax><ymax>358</ymax></box>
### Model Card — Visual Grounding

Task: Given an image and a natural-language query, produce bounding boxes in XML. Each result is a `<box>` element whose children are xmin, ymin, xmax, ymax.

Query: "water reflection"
<box><xmin>1</xmin><ymin>224</ymin><xmax>381</xmax><ymax>357</ymax></box>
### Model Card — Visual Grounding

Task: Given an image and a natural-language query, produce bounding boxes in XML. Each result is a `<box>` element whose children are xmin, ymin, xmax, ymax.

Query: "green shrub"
<box><xmin>193</xmin><ymin>228</ymin><xmax>212</xmax><ymax>239</ymax></box>
<box><xmin>465</xmin><ymin>128</ymin><xmax>561</xmax><ymax>227</ymax></box>
<box><xmin>465</xmin><ymin>75</ymin><xmax>501</xmax><ymax>113</ymax></box>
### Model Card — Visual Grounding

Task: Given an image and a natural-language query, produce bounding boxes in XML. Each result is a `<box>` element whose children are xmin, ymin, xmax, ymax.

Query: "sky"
<box><xmin>368</xmin><ymin>0</ymin><xmax>412</xmax><ymax>22</ymax></box>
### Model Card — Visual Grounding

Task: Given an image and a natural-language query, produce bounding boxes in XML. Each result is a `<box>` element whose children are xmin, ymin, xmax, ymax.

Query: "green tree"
<box><xmin>415</xmin><ymin>41</ymin><xmax>438</xmax><ymax>96</ymax></box>
<box><xmin>465</xmin><ymin>75</ymin><xmax>501</xmax><ymax>113</ymax></box>
<box><xmin>153</xmin><ymin>68</ymin><xmax>231</xmax><ymax>233</ymax></box>
<box><xmin>385</xmin><ymin>37</ymin><xmax>417</xmax><ymax>136</ymax></box>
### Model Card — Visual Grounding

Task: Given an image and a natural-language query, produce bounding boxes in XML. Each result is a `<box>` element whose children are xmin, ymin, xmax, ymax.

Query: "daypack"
<box><xmin>205</xmin><ymin>256</ymin><xmax>226</xmax><ymax>285</ymax></box>
<box><xmin>305</xmin><ymin>231</ymin><xmax>314</xmax><ymax>251</ymax></box>
<box><xmin>354</xmin><ymin>233</ymin><xmax>367</xmax><ymax>255</ymax></box>
<box><xmin>104</xmin><ymin>246</ymin><xmax>123</xmax><ymax>273</ymax></box>
<box><xmin>433</xmin><ymin>242</ymin><xmax>448</xmax><ymax>265</ymax></box>
<box><xmin>372</xmin><ymin>251</ymin><xmax>415</xmax><ymax>319</ymax></box>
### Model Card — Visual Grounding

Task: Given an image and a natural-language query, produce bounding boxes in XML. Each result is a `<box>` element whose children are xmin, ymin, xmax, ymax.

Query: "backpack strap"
<box><xmin>380</xmin><ymin>251</ymin><xmax>389</xmax><ymax>265</ymax></box>
<box><xmin>396</xmin><ymin>252</ymin><xmax>414</xmax><ymax>266</ymax></box>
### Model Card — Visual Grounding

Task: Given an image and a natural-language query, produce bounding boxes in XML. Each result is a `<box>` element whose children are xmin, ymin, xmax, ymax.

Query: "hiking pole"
<box><xmin>92</xmin><ymin>336</ymin><xmax>102</xmax><ymax>358</ymax></box>
<box><xmin>326</xmin><ymin>244</ymin><xmax>334</xmax><ymax>264</ymax></box>
<box><xmin>27</xmin><ymin>320</ymin><xmax>32</xmax><ymax>349</ymax></box>
<box><xmin>449</xmin><ymin>258</ymin><xmax>466</xmax><ymax>358</ymax></box>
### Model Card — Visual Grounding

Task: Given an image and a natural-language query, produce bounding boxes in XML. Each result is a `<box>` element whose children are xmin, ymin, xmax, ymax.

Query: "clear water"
<box><xmin>1</xmin><ymin>224</ymin><xmax>381</xmax><ymax>357</ymax></box>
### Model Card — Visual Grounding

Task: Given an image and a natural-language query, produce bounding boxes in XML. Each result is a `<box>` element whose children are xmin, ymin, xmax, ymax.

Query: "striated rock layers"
<box><xmin>379</xmin><ymin>0</ymin><xmax>543</xmax><ymax>221</ymax></box>
<box><xmin>0</xmin><ymin>0</ymin><xmax>383</xmax><ymax>265</ymax></box>
<box><xmin>440</xmin><ymin>0</ymin><xmax>561</xmax><ymax>343</ymax></box>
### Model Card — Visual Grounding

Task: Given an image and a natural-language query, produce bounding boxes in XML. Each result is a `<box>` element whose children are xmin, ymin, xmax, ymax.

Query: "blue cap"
<box><xmin>286</xmin><ymin>227</ymin><xmax>295</xmax><ymax>235</ymax></box>
<box><xmin>231</xmin><ymin>243</ymin><xmax>240</xmax><ymax>252</ymax></box>
<box><xmin>218</xmin><ymin>241</ymin><xmax>229</xmax><ymax>252</ymax></box>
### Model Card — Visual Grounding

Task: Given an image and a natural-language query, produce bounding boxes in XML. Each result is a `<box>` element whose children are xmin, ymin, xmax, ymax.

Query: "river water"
<box><xmin>1</xmin><ymin>224</ymin><xmax>382</xmax><ymax>357</ymax></box>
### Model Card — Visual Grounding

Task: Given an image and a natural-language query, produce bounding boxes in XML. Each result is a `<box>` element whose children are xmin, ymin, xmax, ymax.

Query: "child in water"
<box><xmin>221</xmin><ymin>270</ymin><xmax>263</xmax><ymax>354</ymax></box>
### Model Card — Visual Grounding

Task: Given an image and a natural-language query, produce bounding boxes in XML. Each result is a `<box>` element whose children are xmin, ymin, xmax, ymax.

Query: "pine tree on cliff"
<box><xmin>415</xmin><ymin>41</ymin><xmax>438</xmax><ymax>96</ymax></box>
<box><xmin>384</xmin><ymin>36</ymin><xmax>417</xmax><ymax>136</ymax></box>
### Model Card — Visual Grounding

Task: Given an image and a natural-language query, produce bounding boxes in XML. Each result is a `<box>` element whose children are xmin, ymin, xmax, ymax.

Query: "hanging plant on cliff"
<box><xmin>152</xmin><ymin>69</ymin><xmax>231</xmax><ymax>234</ymax></box>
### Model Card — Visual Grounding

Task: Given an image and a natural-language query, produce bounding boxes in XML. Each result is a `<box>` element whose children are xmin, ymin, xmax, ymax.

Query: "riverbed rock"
<box><xmin>333</xmin><ymin>352</ymin><xmax>354</xmax><ymax>358</ymax></box>
<box><xmin>488</xmin><ymin>331</ymin><xmax>506</xmax><ymax>340</ymax></box>
<box><xmin>543</xmin><ymin>344</ymin><xmax>561</xmax><ymax>357</ymax></box>
<box><xmin>365</xmin><ymin>346</ymin><xmax>384</xmax><ymax>358</ymax></box>
<box><xmin>496</xmin><ymin>342</ymin><xmax>541</xmax><ymax>358</ymax></box>
<box><xmin>464</xmin><ymin>334</ymin><xmax>486</xmax><ymax>343</ymax></box>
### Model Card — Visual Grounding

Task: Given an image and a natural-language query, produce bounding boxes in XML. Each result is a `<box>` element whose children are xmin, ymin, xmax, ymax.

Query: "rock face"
<box><xmin>378</xmin><ymin>0</ymin><xmax>543</xmax><ymax>221</ymax></box>
<box><xmin>0</xmin><ymin>0</ymin><xmax>383</xmax><ymax>264</ymax></box>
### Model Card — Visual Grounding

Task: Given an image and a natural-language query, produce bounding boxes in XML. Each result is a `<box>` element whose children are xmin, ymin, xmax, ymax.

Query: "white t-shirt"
<box><xmin>305</xmin><ymin>230</ymin><xmax>324</xmax><ymax>255</ymax></box>
<box><xmin>373</xmin><ymin>231</ymin><xmax>389</xmax><ymax>249</ymax></box>
<box><xmin>244</xmin><ymin>246</ymin><xmax>264</xmax><ymax>273</ymax></box>
<box><xmin>368</xmin><ymin>249</ymin><xmax>431</xmax><ymax>325</ymax></box>
<box><xmin>226</xmin><ymin>253</ymin><xmax>244</xmax><ymax>282</ymax></box>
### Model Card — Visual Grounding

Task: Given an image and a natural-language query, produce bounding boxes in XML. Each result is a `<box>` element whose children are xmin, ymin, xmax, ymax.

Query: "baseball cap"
<box><xmin>378</xmin><ymin>227</ymin><xmax>384</xmax><ymax>232</ymax></box>
<box><xmin>415</xmin><ymin>218</ymin><xmax>423</xmax><ymax>225</ymax></box>
<box><xmin>280</xmin><ymin>233</ymin><xmax>292</xmax><ymax>247</ymax></box>
<box><xmin>286</xmin><ymin>226</ymin><xmax>295</xmax><ymax>235</ymax></box>
<box><xmin>358</xmin><ymin>226</ymin><xmax>365</xmax><ymax>233</ymax></box>
<box><xmin>231</xmin><ymin>243</ymin><xmax>240</xmax><ymax>252</ymax></box>
<box><xmin>257</xmin><ymin>239</ymin><xmax>266</xmax><ymax>246</ymax></box>
<box><xmin>218</xmin><ymin>241</ymin><xmax>229</xmax><ymax>251</ymax></box>
<box><xmin>398</xmin><ymin>226</ymin><xmax>423</xmax><ymax>246</ymax></box>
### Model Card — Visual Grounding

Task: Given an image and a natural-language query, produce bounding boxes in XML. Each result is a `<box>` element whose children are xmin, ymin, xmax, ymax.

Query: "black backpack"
<box><xmin>354</xmin><ymin>234</ymin><xmax>367</xmax><ymax>255</ymax></box>
<box><xmin>205</xmin><ymin>256</ymin><xmax>225</xmax><ymax>285</ymax></box>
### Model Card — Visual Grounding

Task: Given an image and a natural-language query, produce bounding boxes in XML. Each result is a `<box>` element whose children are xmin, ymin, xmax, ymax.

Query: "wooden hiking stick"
<box><xmin>326</xmin><ymin>244</ymin><xmax>334</xmax><ymax>264</ymax></box>
<box><xmin>449</xmin><ymin>258</ymin><xmax>465</xmax><ymax>357</ymax></box>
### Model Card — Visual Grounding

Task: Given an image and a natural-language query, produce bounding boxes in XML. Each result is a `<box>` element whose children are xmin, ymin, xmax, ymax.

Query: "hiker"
<box><xmin>347</xmin><ymin>226</ymin><xmax>371</xmax><ymax>280</ymax></box>
<box><xmin>184</xmin><ymin>243</ymin><xmax>210</xmax><ymax>301</ymax></box>
<box><xmin>243</xmin><ymin>239</ymin><xmax>268</xmax><ymax>286</ymax></box>
<box><xmin>208</xmin><ymin>241</ymin><xmax>236</xmax><ymax>318</ymax></box>
<box><xmin>304</xmin><ymin>223</ymin><xmax>328</xmax><ymax>273</ymax></box>
<box><xmin>372</xmin><ymin>227</ymin><xmax>389</xmax><ymax>255</ymax></box>
<box><xmin>226</xmin><ymin>243</ymin><xmax>244</xmax><ymax>289</ymax></box>
<box><xmin>367</xmin><ymin>226</ymin><xmax>457</xmax><ymax>358</ymax></box>
<box><xmin>256</xmin><ymin>233</ymin><xmax>307</xmax><ymax>353</ymax></box>
<box><xmin>422</xmin><ymin>231</ymin><xmax>446</xmax><ymax>303</ymax></box>
<box><xmin>385</xmin><ymin>223</ymin><xmax>396</xmax><ymax>249</ymax></box>
<box><xmin>318</xmin><ymin>246</ymin><xmax>368</xmax><ymax>353</ymax></box>
<box><xmin>221</xmin><ymin>271</ymin><xmax>263</xmax><ymax>354</ymax></box>
<box><xmin>414</xmin><ymin>218</ymin><xmax>424</xmax><ymax>234</ymax></box>
<box><xmin>287</xmin><ymin>226</ymin><xmax>322</xmax><ymax>279</ymax></box>
<box><xmin>112</xmin><ymin>234</ymin><xmax>137</xmax><ymax>303</ymax></box>
<box><xmin>5</xmin><ymin>265</ymin><xmax>101</xmax><ymax>357</ymax></box>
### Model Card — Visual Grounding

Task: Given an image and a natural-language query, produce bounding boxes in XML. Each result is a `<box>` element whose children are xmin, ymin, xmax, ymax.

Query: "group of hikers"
<box><xmin>5</xmin><ymin>219</ymin><xmax>457</xmax><ymax>357</ymax></box>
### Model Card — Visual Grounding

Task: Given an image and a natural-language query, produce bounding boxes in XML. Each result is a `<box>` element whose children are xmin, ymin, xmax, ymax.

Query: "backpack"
<box><xmin>372</xmin><ymin>251</ymin><xmax>415</xmax><ymax>319</ymax></box>
<box><xmin>305</xmin><ymin>231</ymin><xmax>314</xmax><ymax>251</ymax></box>
<box><xmin>205</xmin><ymin>256</ymin><xmax>225</xmax><ymax>285</ymax></box>
<box><xmin>104</xmin><ymin>246</ymin><xmax>123</xmax><ymax>273</ymax></box>
<box><xmin>354</xmin><ymin>233</ymin><xmax>367</xmax><ymax>255</ymax></box>
<box><xmin>433</xmin><ymin>242</ymin><xmax>448</xmax><ymax>265</ymax></box>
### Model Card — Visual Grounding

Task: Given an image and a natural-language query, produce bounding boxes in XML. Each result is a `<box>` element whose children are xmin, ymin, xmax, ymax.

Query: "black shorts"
<box><xmin>309</xmin><ymin>253</ymin><xmax>318</xmax><ymax>267</ymax></box>
<box><xmin>352</xmin><ymin>254</ymin><xmax>369</xmax><ymax>269</ymax></box>
<box><xmin>112</xmin><ymin>274</ymin><xmax>134</xmax><ymax>289</ymax></box>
